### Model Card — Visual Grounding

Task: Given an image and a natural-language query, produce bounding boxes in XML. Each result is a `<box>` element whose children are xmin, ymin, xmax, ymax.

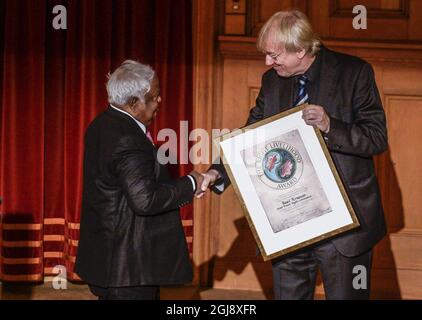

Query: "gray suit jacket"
<box><xmin>211</xmin><ymin>46</ymin><xmax>388</xmax><ymax>257</ymax></box>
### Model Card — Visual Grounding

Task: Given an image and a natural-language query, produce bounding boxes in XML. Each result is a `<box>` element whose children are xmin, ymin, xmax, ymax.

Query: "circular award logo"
<box><xmin>255</xmin><ymin>142</ymin><xmax>303</xmax><ymax>189</ymax></box>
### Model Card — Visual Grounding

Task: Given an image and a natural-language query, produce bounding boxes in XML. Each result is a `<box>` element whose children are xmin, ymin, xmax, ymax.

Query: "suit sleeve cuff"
<box><xmin>213</xmin><ymin>182</ymin><xmax>225</xmax><ymax>193</ymax></box>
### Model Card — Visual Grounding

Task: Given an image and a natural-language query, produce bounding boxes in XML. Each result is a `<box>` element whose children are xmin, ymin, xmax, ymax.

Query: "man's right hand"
<box><xmin>189</xmin><ymin>170</ymin><xmax>205</xmax><ymax>197</ymax></box>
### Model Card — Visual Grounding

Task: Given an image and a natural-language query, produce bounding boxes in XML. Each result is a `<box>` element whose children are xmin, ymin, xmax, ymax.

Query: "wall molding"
<box><xmin>219</xmin><ymin>35</ymin><xmax>422</xmax><ymax>63</ymax></box>
<box><xmin>329</xmin><ymin>0</ymin><xmax>410</xmax><ymax>19</ymax></box>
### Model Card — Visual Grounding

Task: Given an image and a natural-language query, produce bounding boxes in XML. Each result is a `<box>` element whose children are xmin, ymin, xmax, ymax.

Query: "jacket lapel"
<box><xmin>265</xmin><ymin>74</ymin><xmax>293</xmax><ymax>117</ymax></box>
<box><xmin>315</xmin><ymin>48</ymin><xmax>339</xmax><ymax>116</ymax></box>
<box><xmin>278</xmin><ymin>76</ymin><xmax>295</xmax><ymax>112</ymax></box>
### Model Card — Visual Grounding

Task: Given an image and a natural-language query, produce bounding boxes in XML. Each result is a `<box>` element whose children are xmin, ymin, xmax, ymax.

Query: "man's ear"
<box><xmin>296</xmin><ymin>48</ymin><xmax>307</xmax><ymax>59</ymax></box>
<box><xmin>128</xmin><ymin>97</ymin><xmax>138</xmax><ymax>108</ymax></box>
<box><xmin>129</xmin><ymin>97</ymin><xmax>145</xmax><ymax>114</ymax></box>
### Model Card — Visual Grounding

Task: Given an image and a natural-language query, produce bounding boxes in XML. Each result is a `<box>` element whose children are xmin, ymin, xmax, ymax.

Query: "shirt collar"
<box><xmin>110</xmin><ymin>104</ymin><xmax>146</xmax><ymax>134</ymax></box>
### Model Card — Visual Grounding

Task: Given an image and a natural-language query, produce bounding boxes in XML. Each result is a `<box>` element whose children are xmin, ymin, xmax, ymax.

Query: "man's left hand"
<box><xmin>302</xmin><ymin>104</ymin><xmax>330</xmax><ymax>133</ymax></box>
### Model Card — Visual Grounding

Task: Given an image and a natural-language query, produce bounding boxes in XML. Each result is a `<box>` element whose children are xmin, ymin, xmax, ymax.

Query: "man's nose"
<box><xmin>265</xmin><ymin>55</ymin><xmax>273</xmax><ymax>66</ymax></box>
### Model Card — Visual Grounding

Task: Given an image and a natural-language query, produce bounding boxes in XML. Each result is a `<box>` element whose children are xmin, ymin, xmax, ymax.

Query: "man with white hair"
<box><xmin>75</xmin><ymin>60</ymin><xmax>203</xmax><ymax>300</ymax></box>
<box><xmin>202</xmin><ymin>10</ymin><xmax>388</xmax><ymax>299</ymax></box>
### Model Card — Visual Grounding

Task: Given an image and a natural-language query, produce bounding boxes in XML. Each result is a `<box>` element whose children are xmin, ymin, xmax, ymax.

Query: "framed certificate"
<box><xmin>215</xmin><ymin>104</ymin><xmax>360</xmax><ymax>261</ymax></box>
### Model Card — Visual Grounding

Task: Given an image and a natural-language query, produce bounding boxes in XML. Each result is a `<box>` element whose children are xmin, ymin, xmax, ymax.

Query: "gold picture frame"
<box><xmin>215</xmin><ymin>104</ymin><xmax>360</xmax><ymax>261</ymax></box>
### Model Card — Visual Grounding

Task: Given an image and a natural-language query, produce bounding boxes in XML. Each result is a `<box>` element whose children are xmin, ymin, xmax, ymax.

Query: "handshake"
<box><xmin>189</xmin><ymin>169</ymin><xmax>221</xmax><ymax>199</ymax></box>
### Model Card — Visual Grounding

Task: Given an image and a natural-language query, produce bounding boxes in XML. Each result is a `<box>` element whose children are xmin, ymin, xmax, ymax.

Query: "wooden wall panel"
<box><xmin>249</xmin><ymin>0</ymin><xmax>307</xmax><ymax>35</ymax></box>
<box><xmin>212</xmin><ymin>59</ymin><xmax>273</xmax><ymax>295</ymax></box>
<box><xmin>409</xmin><ymin>0</ymin><xmax>422</xmax><ymax>40</ymax></box>
<box><xmin>384</xmin><ymin>95</ymin><xmax>422</xmax><ymax>229</ymax></box>
<box><xmin>225</xmin><ymin>0</ymin><xmax>247</xmax><ymax>35</ymax></box>
<box><xmin>211</xmin><ymin>42</ymin><xmax>422</xmax><ymax>299</ymax></box>
<box><xmin>307</xmin><ymin>0</ymin><xmax>422</xmax><ymax>41</ymax></box>
<box><xmin>333</xmin><ymin>0</ymin><xmax>406</xmax><ymax>15</ymax></box>
<box><xmin>234</xmin><ymin>0</ymin><xmax>422</xmax><ymax>41</ymax></box>
<box><xmin>194</xmin><ymin>0</ymin><xmax>422</xmax><ymax>299</ymax></box>
<box><xmin>192</xmin><ymin>0</ymin><xmax>224</xmax><ymax>286</ymax></box>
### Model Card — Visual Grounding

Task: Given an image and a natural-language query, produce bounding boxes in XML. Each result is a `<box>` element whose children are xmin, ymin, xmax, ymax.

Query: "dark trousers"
<box><xmin>89</xmin><ymin>284</ymin><xmax>160</xmax><ymax>300</ymax></box>
<box><xmin>271</xmin><ymin>241</ymin><xmax>373</xmax><ymax>300</ymax></box>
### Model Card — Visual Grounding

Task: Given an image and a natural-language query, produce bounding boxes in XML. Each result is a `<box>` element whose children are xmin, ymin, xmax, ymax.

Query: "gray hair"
<box><xmin>106</xmin><ymin>60</ymin><xmax>155</xmax><ymax>106</ymax></box>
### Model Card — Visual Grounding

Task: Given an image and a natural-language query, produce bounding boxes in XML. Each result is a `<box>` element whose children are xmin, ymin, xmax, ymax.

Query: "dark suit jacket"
<box><xmin>211</xmin><ymin>46</ymin><xmax>388</xmax><ymax>257</ymax></box>
<box><xmin>75</xmin><ymin>106</ymin><xmax>193</xmax><ymax>287</ymax></box>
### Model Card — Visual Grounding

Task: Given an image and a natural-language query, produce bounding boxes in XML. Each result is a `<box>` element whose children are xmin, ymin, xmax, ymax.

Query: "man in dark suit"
<box><xmin>75</xmin><ymin>60</ymin><xmax>203</xmax><ymax>300</ymax></box>
<box><xmin>201</xmin><ymin>10</ymin><xmax>388</xmax><ymax>299</ymax></box>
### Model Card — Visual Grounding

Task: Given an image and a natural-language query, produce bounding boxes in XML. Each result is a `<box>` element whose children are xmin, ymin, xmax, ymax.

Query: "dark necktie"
<box><xmin>295</xmin><ymin>75</ymin><xmax>309</xmax><ymax>106</ymax></box>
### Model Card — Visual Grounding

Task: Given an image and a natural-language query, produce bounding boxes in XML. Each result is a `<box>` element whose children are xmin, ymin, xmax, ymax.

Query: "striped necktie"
<box><xmin>295</xmin><ymin>75</ymin><xmax>309</xmax><ymax>106</ymax></box>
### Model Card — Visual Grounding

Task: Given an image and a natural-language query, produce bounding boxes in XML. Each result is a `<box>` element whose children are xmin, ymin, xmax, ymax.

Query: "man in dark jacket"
<box><xmin>201</xmin><ymin>10</ymin><xmax>388</xmax><ymax>299</ymax></box>
<box><xmin>75</xmin><ymin>60</ymin><xmax>203</xmax><ymax>300</ymax></box>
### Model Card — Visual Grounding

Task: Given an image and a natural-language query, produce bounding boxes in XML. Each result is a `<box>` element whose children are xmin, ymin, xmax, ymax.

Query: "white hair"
<box><xmin>257</xmin><ymin>10</ymin><xmax>321</xmax><ymax>56</ymax></box>
<box><xmin>106</xmin><ymin>60</ymin><xmax>155</xmax><ymax>106</ymax></box>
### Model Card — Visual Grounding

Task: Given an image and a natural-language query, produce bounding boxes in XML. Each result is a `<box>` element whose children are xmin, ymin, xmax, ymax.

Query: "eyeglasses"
<box><xmin>265</xmin><ymin>50</ymin><xmax>285</xmax><ymax>61</ymax></box>
<box><xmin>147</xmin><ymin>94</ymin><xmax>161</xmax><ymax>103</ymax></box>
<box><xmin>152</xmin><ymin>95</ymin><xmax>161</xmax><ymax>103</ymax></box>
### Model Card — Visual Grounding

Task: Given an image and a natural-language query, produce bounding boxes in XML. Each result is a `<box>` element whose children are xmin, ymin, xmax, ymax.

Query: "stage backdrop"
<box><xmin>0</xmin><ymin>0</ymin><xmax>193</xmax><ymax>282</ymax></box>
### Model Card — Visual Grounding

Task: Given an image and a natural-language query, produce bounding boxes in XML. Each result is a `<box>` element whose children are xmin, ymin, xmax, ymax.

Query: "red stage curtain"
<box><xmin>0</xmin><ymin>0</ymin><xmax>193</xmax><ymax>282</ymax></box>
